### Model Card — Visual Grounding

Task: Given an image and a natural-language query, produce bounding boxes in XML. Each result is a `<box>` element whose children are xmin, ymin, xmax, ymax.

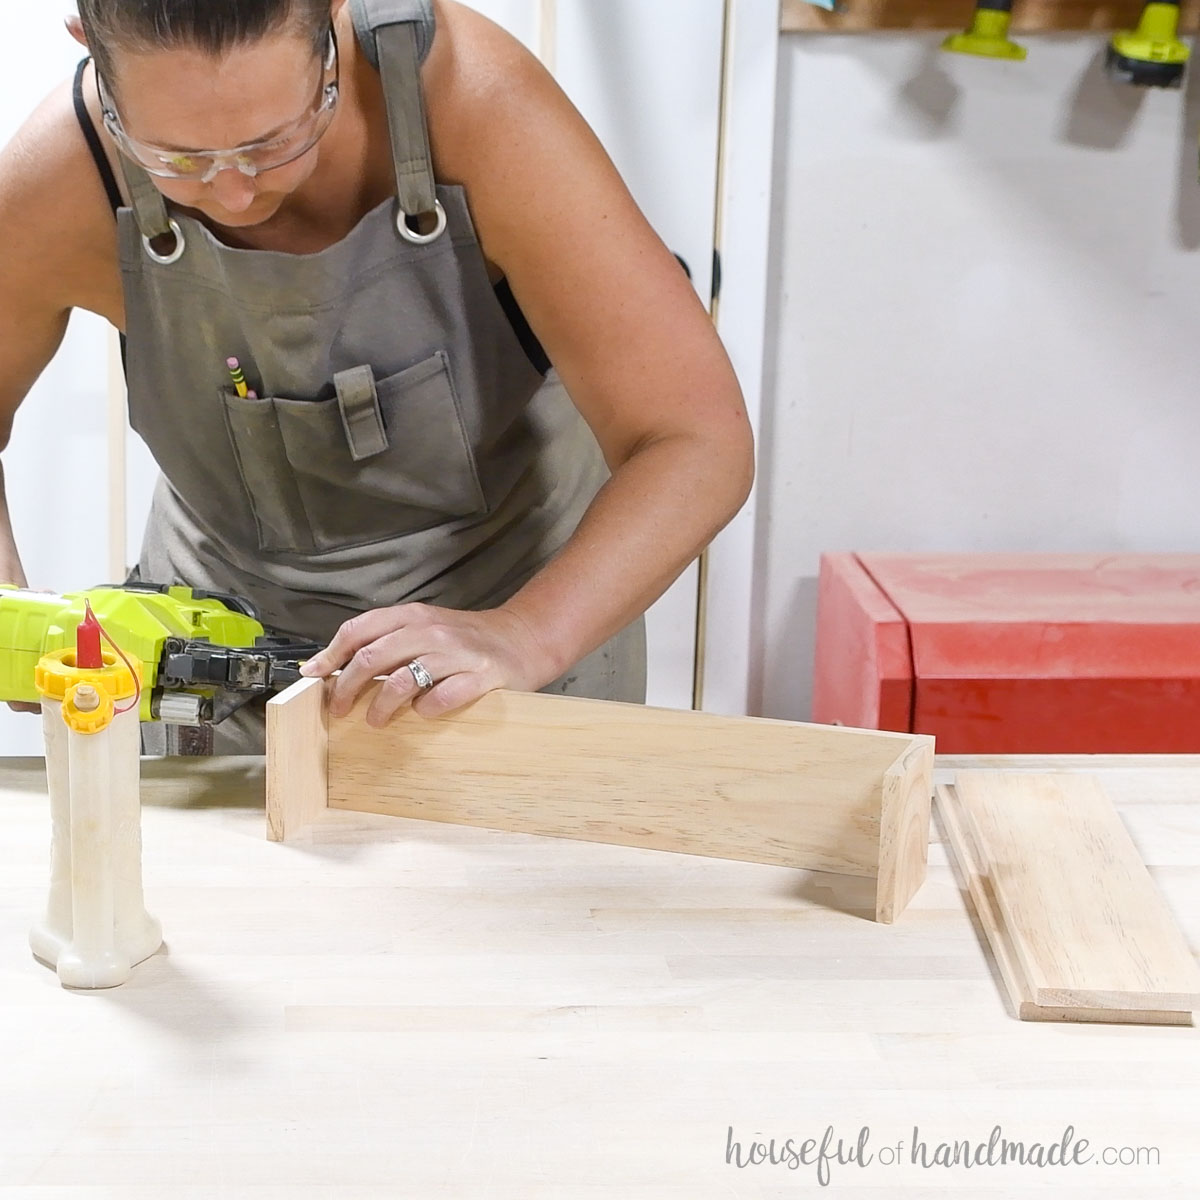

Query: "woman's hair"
<box><xmin>77</xmin><ymin>1</ymin><xmax>331</xmax><ymax>84</ymax></box>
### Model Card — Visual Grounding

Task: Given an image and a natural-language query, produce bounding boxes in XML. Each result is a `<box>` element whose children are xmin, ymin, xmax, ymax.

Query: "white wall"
<box><xmin>760</xmin><ymin>34</ymin><xmax>1200</xmax><ymax>722</ymax></box>
<box><xmin>553</xmin><ymin>1</ymin><xmax>725</xmax><ymax>709</ymax></box>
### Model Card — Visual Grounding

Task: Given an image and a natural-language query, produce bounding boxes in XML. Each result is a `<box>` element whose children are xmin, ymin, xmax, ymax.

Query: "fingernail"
<box><xmin>300</xmin><ymin>661</ymin><xmax>318</xmax><ymax>676</ymax></box>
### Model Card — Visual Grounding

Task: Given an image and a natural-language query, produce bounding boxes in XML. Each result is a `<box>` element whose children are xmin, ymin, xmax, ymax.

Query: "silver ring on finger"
<box><xmin>407</xmin><ymin>659</ymin><xmax>435</xmax><ymax>691</ymax></box>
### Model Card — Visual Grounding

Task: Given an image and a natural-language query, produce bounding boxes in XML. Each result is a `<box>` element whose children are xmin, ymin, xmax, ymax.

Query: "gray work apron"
<box><xmin>113</xmin><ymin>0</ymin><xmax>645</xmax><ymax>754</ymax></box>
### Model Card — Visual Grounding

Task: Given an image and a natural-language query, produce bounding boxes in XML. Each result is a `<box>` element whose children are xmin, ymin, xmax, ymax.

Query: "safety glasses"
<box><xmin>98</xmin><ymin>29</ymin><xmax>339</xmax><ymax>184</ymax></box>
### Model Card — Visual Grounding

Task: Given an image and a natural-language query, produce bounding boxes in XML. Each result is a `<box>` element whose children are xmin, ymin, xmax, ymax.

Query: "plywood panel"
<box><xmin>935</xmin><ymin>782</ymin><xmax>1192</xmax><ymax>1024</ymax></box>
<box><xmin>945</xmin><ymin>773</ymin><xmax>1200</xmax><ymax>1018</ymax></box>
<box><xmin>326</xmin><ymin>686</ymin><xmax>924</xmax><ymax>885</ymax></box>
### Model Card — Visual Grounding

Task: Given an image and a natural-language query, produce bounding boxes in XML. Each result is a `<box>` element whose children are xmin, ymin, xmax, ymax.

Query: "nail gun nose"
<box><xmin>268</xmin><ymin>664</ymin><xmax>304</xmax><ymax>688</ymax></box>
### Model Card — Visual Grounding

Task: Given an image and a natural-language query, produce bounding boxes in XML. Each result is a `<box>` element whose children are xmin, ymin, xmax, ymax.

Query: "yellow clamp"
<box><xmin>34</xmin><ymin>648</ymin><xmax>140</xmax><ymax>703</ymax></box>
<box><xmin>35</xmin><ymin>649</ymin><xmax>141</xmax><ymax>737</ymax></box>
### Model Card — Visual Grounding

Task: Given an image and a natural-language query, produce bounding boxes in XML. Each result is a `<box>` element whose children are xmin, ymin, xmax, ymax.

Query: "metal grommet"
<box><xmin>142</xmin><ymin>219</ymin><xmax>186</xmax><ymax>266</ymax></box>
<box><xmin>396</xmin><ymin>200</ymin><xmax>447</xmax><ymax>246</ymax></box>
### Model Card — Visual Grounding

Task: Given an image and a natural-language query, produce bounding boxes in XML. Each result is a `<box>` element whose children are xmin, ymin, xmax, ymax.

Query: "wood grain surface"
<box><xmin>936</xmin><ymin>780</ymin><xmax>1193</xmax><ymax>1024</ymax></box>
<box><xmin>948</xmin><ymin>773</ymin><xmax>1200</xmax><ymax>1015</ymax></box>
<box><xmin>265</xmin><ymin>676</ymin><xmax>327</xmax><ymax>843</ymax></box>
<box><xmin>317</xmin><ymin>685</ymin><xmax>931</xmax><ymax>920</ymax></box>
<box><xmin>875</xmin><ymin>736</ymin><xmax>935</xmax><ymax>922</ymax></box>
<box><xmin>0</xmin><ymin>754</ymin><xmax>1196</xmax><ymax>1196</ymax></box>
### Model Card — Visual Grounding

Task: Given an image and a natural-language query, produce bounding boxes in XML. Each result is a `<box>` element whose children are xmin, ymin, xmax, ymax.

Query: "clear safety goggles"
<box><xmin>98</xmin><ymin>30</ymin><xmax>339</xmax><ymax>183</ymax></box>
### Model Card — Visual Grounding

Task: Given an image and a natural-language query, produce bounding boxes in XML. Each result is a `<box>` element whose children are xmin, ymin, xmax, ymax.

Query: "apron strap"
<box><xmin>375</xmin><ymin>23</ymin><xmax>439</xmax><ymax>226</ymax></box>
<box><xmin>117</xmin><ymin>155</ymin><xmax>187</xmax><ymax>265</ymax></box>
<box><xmin>349</xmin><ymin>0</ymin><xmax>442</xmax><ymax>236</ymax></box>
<box><xmin>350</xmin><ymin>0</ymin><xmax>436</xmax><ymax>69</ymax></box>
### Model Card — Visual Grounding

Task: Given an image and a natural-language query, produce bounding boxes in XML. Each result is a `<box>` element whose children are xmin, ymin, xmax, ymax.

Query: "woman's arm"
<box><xmin>309</xmin><ymin>2</ymin><xmax>753</xmax><ymax>721</ymax></box>
<box><xmin>0</xmin><ymin>81</ymin><xmax>123</xmax><ymax>707</ymax></box>
<box><xmin>0</xmin><ymin>82</ymin><xmax>115</xmax><ymax>576</ymax></box>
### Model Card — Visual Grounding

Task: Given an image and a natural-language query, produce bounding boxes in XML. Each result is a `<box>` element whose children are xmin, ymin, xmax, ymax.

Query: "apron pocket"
<box><xmin>222</xmin><ymin>352</ymin><xmax>487</xmax><ymax>555</ymax></box>
<box><xmin>222</xmin><ymin>389</ymin><xmax>316</xmax><ymax>554</ymax></box>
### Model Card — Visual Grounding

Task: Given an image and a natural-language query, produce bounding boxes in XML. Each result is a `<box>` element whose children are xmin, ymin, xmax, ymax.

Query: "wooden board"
<box><xmin>265</xmin><ymin>677</ymin><xmax>328</xmax><ymax>843</ymax></box>
<box><xmin>782</xmin><ymin>0</ymin><xmax>1200</xmax><ymax>34</ymax></box>
<box><xmin>936</xmin><ymin>773</ymin><xmax>1200</xmax><ymax>1023</ymax></box>
<box><xmin>268</xmin><ymin>681</ymin><xmax>935</xmax><ymax>923</ymax></box>
<box><xmin>876</xmin><ymin>737</ymin><xmax>933</xmax><ymax>922</ymax></box>
<box><xmin>329</xmin><ymin>688</ymin><xmax>920</xmax><ymax>880</ymax></box>
<box><xmin>936</xmin><ymin>782</ymin><xmax>1190</xmax><ymax>1024</ymax></box>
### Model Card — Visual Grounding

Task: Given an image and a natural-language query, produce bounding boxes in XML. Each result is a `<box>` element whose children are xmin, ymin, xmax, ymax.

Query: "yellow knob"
<box><xmin>61</xmin><ymin>681</ymin><xmax>116</xmax><ymax>735</ymax></box>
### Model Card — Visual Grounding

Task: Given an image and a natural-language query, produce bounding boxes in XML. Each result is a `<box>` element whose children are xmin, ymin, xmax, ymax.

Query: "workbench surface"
<box><xmin>0</xmin><ymin>754</ymin><xmax>1196</xmax><ymax>1197</ymax></box>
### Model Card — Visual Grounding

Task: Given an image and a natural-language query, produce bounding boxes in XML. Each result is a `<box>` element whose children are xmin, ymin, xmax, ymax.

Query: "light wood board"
<box><xmin>265</xmin><ymin>676</ymin><xmax>328</xmax><ymax>842</ymax></box>
<box><xmin>782</xmin><ymin>0</ymin><xmax>1200</xmax><ymax>33</ymax></box>
<box><xmin>936</xmin><ymin>773</ymin><xmax>1200</xmax><ymax>1023</ymax></box>
<box><xmin>876</xmin><ymin>737</ymin><xmax>933</xmax><ymax>922</ymax></box>
<box><xmin>268</xmin><ymin>681</ymin><xmax>935</xmax><ymax>922</ymax></box>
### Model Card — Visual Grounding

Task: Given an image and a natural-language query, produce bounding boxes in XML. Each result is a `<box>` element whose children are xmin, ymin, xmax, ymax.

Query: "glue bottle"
<box><xmin>30</xmin><ymin>606</ymin><xmax>161</xmax><ymax>989</ymax></box>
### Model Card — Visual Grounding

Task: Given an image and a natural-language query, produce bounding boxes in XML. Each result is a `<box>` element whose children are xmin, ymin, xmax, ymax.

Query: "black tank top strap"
<box><xmin>73</xmin><ymin>57</ymin><xmax>122</xmax><ymax>217</ymax></box>
<box><xmin>73</xmin><ymin>58</ymin><xmax>128</xmax><ymax>374</ymax></box>
<box><xmin>494</xmin><ymin>277</ymin><xmax>550</xmax><ymax>377</ymax></box>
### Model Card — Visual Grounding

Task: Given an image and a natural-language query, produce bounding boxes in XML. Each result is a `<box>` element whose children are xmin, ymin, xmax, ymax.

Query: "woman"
<box><xmin>0</xmin><ymin>0</ymin><xmax>753</xmax><ymax>751</ymax></box>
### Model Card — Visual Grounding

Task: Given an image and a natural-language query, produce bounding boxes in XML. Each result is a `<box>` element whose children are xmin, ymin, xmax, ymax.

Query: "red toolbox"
<box><xmin>812</xmin><ymin>552</ymin><xmax>1200</xmax><ymax>753</ymax></box>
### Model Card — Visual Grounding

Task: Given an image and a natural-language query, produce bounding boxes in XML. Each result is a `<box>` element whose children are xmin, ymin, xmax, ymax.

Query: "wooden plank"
<box><xmin>935</xmin><ymin>783</ymin><xmax>1191</xmax><ymax>1024</ymax></box>
<box><xmin>875</xmin><ymin>736</ymin><xmax>934</xmax><ymax>923</ymax></box>
<box><xmin>951</xmin><ymin>773</ymin><xmax>1200</xmax><ymax>1014</ymax></box>
<box><xmin>265</xmin><ymin>678</ymin><xmax>328</xmax><ymax>843</ymax></box>
<box><xmin>782</xmin><ymin>0</ymin><xmax>1200</xmax><ymax>34</ymax></box>
<box><xmin>936</xmin><ymin>780</ymin><xmax>1046</xmax><ymax>1020</ymax></box>
<box><xmin>325</xmin><ymin>686</ymin><xmax>925</xmax><ymax>887</ymax></box>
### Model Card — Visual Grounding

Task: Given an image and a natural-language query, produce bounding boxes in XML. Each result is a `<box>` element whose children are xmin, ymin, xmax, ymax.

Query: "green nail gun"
<box><xmin>0</xmin><ymin>583</ymin><xmax>321</xmax><ymax>725</ymax></box>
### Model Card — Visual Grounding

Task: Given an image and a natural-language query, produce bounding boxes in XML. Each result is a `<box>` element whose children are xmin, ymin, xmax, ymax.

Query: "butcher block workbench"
<box><xmin>0</xmin><ymin>753</ymin><xmax>1197</xmax><ymax>1197</ymax></box>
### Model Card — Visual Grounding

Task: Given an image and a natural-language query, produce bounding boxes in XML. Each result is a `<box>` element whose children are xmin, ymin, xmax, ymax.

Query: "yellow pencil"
<box><xmin>226</xmin><ymin>356</ymin><xmax>249</xmax><ymax>399</ymax></box>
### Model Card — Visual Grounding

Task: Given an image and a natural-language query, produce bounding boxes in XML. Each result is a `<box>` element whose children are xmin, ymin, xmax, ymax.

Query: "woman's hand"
<box><xmin>299</xmin><ymin>602</ymin><xmax>559</xmax><ymax>726</ymax></box>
